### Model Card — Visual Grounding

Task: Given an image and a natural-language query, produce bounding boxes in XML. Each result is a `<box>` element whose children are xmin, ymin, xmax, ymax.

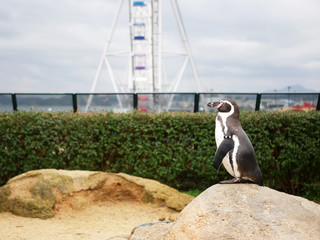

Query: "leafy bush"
<box><xmin>0</xmin><ymin>110</ymin><xmax>319</xmax><ymax>201</ymax></box>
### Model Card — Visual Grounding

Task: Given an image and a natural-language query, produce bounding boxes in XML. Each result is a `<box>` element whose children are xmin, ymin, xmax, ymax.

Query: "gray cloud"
<box><xmin>0</xmin><ymin>0</ymin><xmax>319</xmax><ymax>93</ymax></box>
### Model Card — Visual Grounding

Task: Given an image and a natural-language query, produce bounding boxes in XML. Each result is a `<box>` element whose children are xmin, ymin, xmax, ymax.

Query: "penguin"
<box><xmin>207</xmin><ymin>99</ymin><xmax>263</xmax><ymax>186</ymax></box>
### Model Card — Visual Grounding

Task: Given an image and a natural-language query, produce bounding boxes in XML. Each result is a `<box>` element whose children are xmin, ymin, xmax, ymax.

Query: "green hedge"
<box><xmin>0</xmin><ymin>111</ymin><xmax>319</xmax><ymax>201</ymax></box>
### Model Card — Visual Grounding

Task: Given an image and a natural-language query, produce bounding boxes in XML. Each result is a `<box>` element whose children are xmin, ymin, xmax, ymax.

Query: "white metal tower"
<box><xmin>85</xmin><ymin>0</ymin><xmax>201</xmax><ymax>111</ymax></box>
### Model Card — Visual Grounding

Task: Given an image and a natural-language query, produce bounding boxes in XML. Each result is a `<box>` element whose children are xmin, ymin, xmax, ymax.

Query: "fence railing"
<box><xmin>1</xmin><ymin>92</ymin><xmax>319</xmax><ymax>113</ymax></box>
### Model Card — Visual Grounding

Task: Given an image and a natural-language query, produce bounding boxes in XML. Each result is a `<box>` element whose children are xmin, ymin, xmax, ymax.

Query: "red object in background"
<box><xmin>291</xmin><ymin>102</ymin><xmax>316</xmax><ymax>111</ymax></box>
<box><xmin>138</xmin><ymin>96</ymin><xmax>148</xmax><ymax>101</ymax></box>
<box><xmin>138</xmin><ymin>96</ymin><xmax>148</xmax><ymax>112</ymax></box>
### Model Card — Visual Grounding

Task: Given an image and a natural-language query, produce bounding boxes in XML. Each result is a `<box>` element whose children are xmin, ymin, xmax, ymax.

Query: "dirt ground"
<box><xmin>0</xmin><ymin>201</ymin><xmax>178</xmax><ymax>240</ymax></box>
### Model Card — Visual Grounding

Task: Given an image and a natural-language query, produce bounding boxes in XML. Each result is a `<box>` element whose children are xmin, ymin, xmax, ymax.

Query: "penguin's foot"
<box><xmin>219</xmin><ymin>177</ymin><xmax>242</xmax><ymax>184</ymax></box>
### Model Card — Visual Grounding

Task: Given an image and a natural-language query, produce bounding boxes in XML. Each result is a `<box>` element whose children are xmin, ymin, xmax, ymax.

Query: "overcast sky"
<box><xmin>1</xmin><ymin>0</ymin><xmax>320</xmax><ymax>93</ymax></box>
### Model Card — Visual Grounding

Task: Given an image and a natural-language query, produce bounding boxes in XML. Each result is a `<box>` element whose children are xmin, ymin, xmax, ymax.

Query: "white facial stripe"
<box><xmin>215</xmin><ymin>118</ymin><xmax>223</xmax><ymax>146</ymax></box>
<box><xmin>222</xmin><ymin>100</ymin><xmax>234</xmax><ymax>117</ymax></box>
<box><xmin>217</xmin><ymin>100</ymin><xmax>234</xmax><ymax>135</ymax></box>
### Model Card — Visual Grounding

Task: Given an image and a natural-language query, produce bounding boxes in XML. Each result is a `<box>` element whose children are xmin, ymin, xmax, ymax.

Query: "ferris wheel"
<box><xmin>86</xmin><ymin>0</ymin><xmax>201</xmax><ymax>111</ymax></box>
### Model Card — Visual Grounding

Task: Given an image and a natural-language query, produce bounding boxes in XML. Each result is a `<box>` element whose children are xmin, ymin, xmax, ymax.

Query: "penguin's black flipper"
<box><xmin>214</xmin><ymin>138</ymin><xmax>234</xmax><ymax>170</ymax></box>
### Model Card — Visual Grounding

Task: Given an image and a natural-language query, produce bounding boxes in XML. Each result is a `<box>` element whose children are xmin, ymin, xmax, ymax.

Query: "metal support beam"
<box><xmin>133</xmin><ymin>93</ymin><xmax>138</xmax><ymax>110</ymax></box>
<box><xmin>255</xmin><ymin>93</ymin><xmax>261</xmax><ymax>111</ymax></box>
<box><xmin>166</xmin><ymin>57</ymin><xmax>189</xmax><ymax>111</ymax></box>
<box><xmin>85</xmin><ymin>0</ymin><xmax>125</xmax><ymax>112</ymax></box>
<box><xmin>317</xmin><ymin>93</ymin><xmax>320</xmax><ymax>111</ymax></box>
<box><xmin>11</xmin><ymin>94</ymin><xmax>17</xmax><ymax>111</ymax></box>
<box><xmin>170</xmin><ymin>0</ymin><xmax>202</xmax><ymax>92</ymax></box>
<box><xmin>104</xmin><ymin>57</ymin><xmax>123</xmax><ymax>110</ymax></box>
<box><xmin>194</xmin><ymin>93</ymin><xmax>200</xmax><ymax>113</ymax></box>
<box><xmin>72</xmin><ymin>94</ymin><xmax>78</xmax><ymax>113</ymax></box>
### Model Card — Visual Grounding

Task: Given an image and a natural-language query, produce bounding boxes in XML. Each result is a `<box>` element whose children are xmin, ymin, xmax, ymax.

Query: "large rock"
<box><xmin>117</xmin><ymin>173</ymin><xmax>192</xmax><ymax>211</ymax></box>
<box><xmin>164</xmin><ymin>184</ymin><xmax>320</xmax><ymax>240</ymax></box>
<box><xmin>0</xmin><ymin>169</ymin><xmax>193</xmax><ymax>219</ymax></box>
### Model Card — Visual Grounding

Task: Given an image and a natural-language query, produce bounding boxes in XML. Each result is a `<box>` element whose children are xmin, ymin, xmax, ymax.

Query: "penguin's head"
<box><xmin>207</xmin><ymin>99</ymin><xmax>239</xmax><ymax>117</ymax></box>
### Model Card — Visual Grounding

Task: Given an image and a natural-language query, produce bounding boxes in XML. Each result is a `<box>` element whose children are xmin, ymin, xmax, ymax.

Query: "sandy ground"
<box><xmin>0</xmin><ymin>201</ymin><xmax>178</xmax><ymax>240</ymax></box>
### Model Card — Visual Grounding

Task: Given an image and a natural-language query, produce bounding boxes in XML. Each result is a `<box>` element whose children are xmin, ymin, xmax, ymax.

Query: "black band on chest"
<box><xmin>224</xmin><ymin>135</ymin><xmax>232</xmax><ymax>139</ymax></box>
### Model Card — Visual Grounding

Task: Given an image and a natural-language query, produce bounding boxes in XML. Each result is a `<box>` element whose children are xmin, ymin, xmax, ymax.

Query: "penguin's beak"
<box><xmin>207</xmin><ymin>101</ymin><xmax>223</xmax><ymax>108</ymax></box>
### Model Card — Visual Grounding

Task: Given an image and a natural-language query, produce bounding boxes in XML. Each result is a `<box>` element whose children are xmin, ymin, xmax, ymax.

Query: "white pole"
<box><xmin>104</xmin><ymin>57</ymin><xmax>123</xmax><ymax>110</ymax></box>
<box><xmin>172</xmin><ymin>57</ymin><xmax>189</xmax><ymax>93</ymax></box>
<box><xmin>158</xmin><ymin>0</ymin><xmax>163</xmax><ymax>91</ymax></box>
<box><xmin>85</xmin><ymin>0</ymin><xmax>125</xmax><ymax>112</ymax></box>
<box><xmin>128</xmin><ymin>53</ymin><xmax>133</xmax><ymax>91</ymax></box>
<box><xmin>170</xmin><ymin>0</ymin><xmax>202</xmax><ymax>92</ymax></box>
<box><xmin>166</xmin><ymin>57</ymin><xmax>189</xmax><ymax>111</ymax></box>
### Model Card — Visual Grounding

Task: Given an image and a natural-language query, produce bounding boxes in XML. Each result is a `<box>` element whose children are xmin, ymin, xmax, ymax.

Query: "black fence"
<box><xmin>0</xmin><ymin>92</ymin><xmax>319</xmax><ymax>113</ymax></box>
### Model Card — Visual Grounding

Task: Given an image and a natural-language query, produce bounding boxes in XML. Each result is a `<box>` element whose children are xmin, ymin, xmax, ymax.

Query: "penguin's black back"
<box><xmin>235</xmin><ymin>127</ymin><xmax>263</xmax><ymax>186</ymax></box>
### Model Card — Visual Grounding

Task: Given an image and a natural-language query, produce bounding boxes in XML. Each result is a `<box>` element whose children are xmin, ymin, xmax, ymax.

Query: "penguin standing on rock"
<box><xmin>207</xmin><ymin>99</ymin><xmax>263</xmax><ymax>186</ymax></box>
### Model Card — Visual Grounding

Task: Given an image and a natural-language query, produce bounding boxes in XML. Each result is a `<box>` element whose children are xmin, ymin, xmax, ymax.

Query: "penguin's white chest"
<box><xmin>215</xmin><ymin>115</ymin><xmax>240</xmax><ymax>177</ymax></box>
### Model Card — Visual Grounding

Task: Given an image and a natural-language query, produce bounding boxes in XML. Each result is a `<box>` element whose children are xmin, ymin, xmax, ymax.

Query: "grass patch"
<box><xmin>180</xmin><ymin>189</ymin><xmax>204</xmax><ymax>197</ymax></box>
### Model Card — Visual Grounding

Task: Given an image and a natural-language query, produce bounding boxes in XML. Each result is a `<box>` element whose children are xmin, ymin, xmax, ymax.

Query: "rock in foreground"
<box><xmin>164</xmin><ymin>184</ymin><xmax>320</xmax><ymax>240</ymax></box>
<box><xmin>124</xmin><ymin>184</ymin><xmax>320</xmax><ymax>240</ymax></box>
